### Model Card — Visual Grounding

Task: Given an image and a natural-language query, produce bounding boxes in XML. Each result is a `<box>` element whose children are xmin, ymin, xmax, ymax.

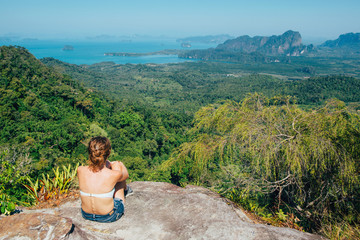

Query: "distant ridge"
<box><xmin>178</xmin><ymin>30</ymin><xmax>316</xmax><ymax>62</ymax></box>
<box><xmin>320</xmin><ymin>32</ymin><xmax>360</xmax><ymax>48</ymax></box>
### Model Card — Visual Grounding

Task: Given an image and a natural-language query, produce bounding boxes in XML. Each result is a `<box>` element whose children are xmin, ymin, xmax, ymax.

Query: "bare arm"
<box><xmin>110</xmin><ymin>161</ymin><xmax>129</xmax><ymax>182</ymax></box>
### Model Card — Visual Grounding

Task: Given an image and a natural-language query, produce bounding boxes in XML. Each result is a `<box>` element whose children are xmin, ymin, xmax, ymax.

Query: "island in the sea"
<box><xmin>104</xmin><ymin>49</ymin><xmax>185</xmax><ymax>57</ymax></box>
<box><xmin>62</xmin><ymin>45</ymin><xmax>74</xmax><ymax>51</ymax></box>
<box><xmin>181</xmin><ymin>43</ymin><xmax>192</xmax><ymax>48</ymax></box>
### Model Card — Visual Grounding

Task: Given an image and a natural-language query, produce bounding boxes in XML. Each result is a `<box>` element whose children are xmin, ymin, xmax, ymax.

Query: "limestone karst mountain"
<box><xmin>216</xmin><ymin>30</ymin><xmax>312</xmax><ymax>56</ymax></box>
<box><xmin>178</xmin><ymin>30</ymin><xmax>316</xmax><ymax>62</ymax></box>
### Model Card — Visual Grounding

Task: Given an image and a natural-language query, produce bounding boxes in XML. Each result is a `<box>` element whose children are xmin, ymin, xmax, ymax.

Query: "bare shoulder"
<box><xmin>77</xmin><ymin>165</ymin><xmax>88</xmax><ymax>175</ymax></box>
<box><xmin>77</xmin><ymin>165</ymin><xmax>85</xmax><ymax>172</ymax></box>
<box><xmin>102</xmin><ymin>167</ymin><xmax>121</xmax><ymax>184</ymax></box>
<box><xmin>109</xmin><ymin>161</ymin><xmax>126</xmax><ymax>170</ymax></box>
<box><xmin>109</xmin><ymin>168</ymin><xmax>122</xmax><ymax>177</ymax></box>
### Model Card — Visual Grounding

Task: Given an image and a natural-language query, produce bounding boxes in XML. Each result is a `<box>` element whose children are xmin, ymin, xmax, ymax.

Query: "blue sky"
<box><xmin>1</xmin><ymin>0</ymin><xmax>360</xmax><ymax>41</ymax></box>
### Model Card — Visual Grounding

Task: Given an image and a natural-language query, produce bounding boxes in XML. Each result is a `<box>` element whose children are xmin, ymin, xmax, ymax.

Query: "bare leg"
<box><xmin>114</xmin><ymin>180</ymin><xmax>126</xmax><ymax>203</ymax></box>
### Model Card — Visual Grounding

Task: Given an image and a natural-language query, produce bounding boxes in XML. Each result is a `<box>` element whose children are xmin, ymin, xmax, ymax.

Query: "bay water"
<box><xmin>0</xmin><ymin>39</ymin><xmax>216</xmax><ymax>65</ymax></box>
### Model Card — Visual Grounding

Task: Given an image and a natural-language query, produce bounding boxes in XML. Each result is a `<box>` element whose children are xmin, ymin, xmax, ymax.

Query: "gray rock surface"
<box><xmin>0</xmin><ymin>212</ymin><xmax>75</xmax><ymax>240</ymax></box>
<box><xmin>0</xmin><ymin>181</ymin><xmax>326</xmax><ymax>240</ymax></box>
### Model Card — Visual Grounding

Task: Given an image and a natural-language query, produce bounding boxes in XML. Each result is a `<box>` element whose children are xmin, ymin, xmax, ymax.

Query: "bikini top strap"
<box><xmin>80</xmin><ymin>188</ymin><xmax>115</xmax><ymax>198</ymax></box>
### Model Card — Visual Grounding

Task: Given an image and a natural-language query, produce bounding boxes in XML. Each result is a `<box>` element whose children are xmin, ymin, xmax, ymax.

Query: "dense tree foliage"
<box><xmin>289</xmin><ymin>75</ymin><xmax>360</xmax><ymax>104</ymax></box>
<box><xmin>178</xmin><ymin>48</ymin><xmax>269</xmax><ymax>63</ymax></box>
<box><xmin>42</xmin><ymin>58</ymin><xmax>360</xmax><ymax>113</ymax></box>
<box><xmin>0</xmin><ymin>46</ymin><xmax>89</xmax><ymax>171</ymax></box>
<box><xmin>0</xmin><ymin>46</ymin><xmax>189</xmax><ymax>167</ymax></box>
<box><xmin>0</xmin><ymin>46</ymin><xmax>189</xmax><ymax>211</ymax></box>
<box><xmin>163</xmin><ymin>94</ymin><xmax>360</xmax><ymax>233</ymax></box>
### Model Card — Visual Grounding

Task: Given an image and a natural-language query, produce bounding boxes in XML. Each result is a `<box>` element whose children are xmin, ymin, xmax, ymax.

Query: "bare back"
<box><xmin>78</xmin><ymin>165</ymin><xmax>121</xmax><ymax>215</ymax></box>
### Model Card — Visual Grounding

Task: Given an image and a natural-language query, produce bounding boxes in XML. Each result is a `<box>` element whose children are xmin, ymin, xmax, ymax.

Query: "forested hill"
<box><xmin>0</xmin><ymin>45</ymin><xmax>93</xmax><ymax>169</ymax></box>
<box><xmin>318</xmin><ymin>32</ymin><xmax>360</xmax><ymax>56</ymax></box>
<box><xmin>0</xmin><ymin>46</ymin><xmax>189</xmax><ymax>178</ymax></box>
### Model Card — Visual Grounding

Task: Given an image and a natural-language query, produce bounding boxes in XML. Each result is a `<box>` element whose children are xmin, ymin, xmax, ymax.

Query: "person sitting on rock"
<box><xmin>77</xmin><ymin>136</ymin><xmax>133</xmax><ymax>222</ymax></box>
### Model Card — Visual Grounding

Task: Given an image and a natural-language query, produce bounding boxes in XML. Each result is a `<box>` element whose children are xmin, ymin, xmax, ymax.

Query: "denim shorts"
<box><xmin>81</xmin><ymin>198</ymin><xmax>124</xmax><ymax>223</ymax></box>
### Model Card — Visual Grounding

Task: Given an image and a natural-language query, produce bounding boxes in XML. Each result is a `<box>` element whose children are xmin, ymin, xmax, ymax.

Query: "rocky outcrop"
<box><xmin>179</xmin><ymin>31</ymin><xmax>316</xmax><ymax>61</ymax></box>
<box><xmin>0</xmin><ymin>213</ymin><xmax>75</xmax><ymax>239</ymax></box>
<box><xmin>216</xmin><ymin>30</ymin><xmax>311</xmax><ymax>56</ymax></box>
<box><xmin>0</xmin><ymin>182</ymin><xmax>326</xmax><ymax>240</ymax></box>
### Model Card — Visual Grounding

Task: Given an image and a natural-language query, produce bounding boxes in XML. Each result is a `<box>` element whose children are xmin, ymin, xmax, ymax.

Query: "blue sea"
<box><xmin>0</xmin><ymin>39</ymin><xmax>216</xmax><ymax>65</ymax></box>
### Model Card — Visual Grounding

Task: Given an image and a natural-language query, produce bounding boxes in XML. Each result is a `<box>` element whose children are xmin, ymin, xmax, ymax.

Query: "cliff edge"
<box><xmin>0</xmin><ymin>182</ymin><xmax>325</xmax><ymax>240</ymax></box>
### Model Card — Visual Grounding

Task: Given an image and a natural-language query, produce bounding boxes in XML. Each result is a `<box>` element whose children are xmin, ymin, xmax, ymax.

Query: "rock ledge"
<box><xmin>0</xmin><ymin>182</ymin><xmax>325</xmax><ymax>240</ymax></box>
